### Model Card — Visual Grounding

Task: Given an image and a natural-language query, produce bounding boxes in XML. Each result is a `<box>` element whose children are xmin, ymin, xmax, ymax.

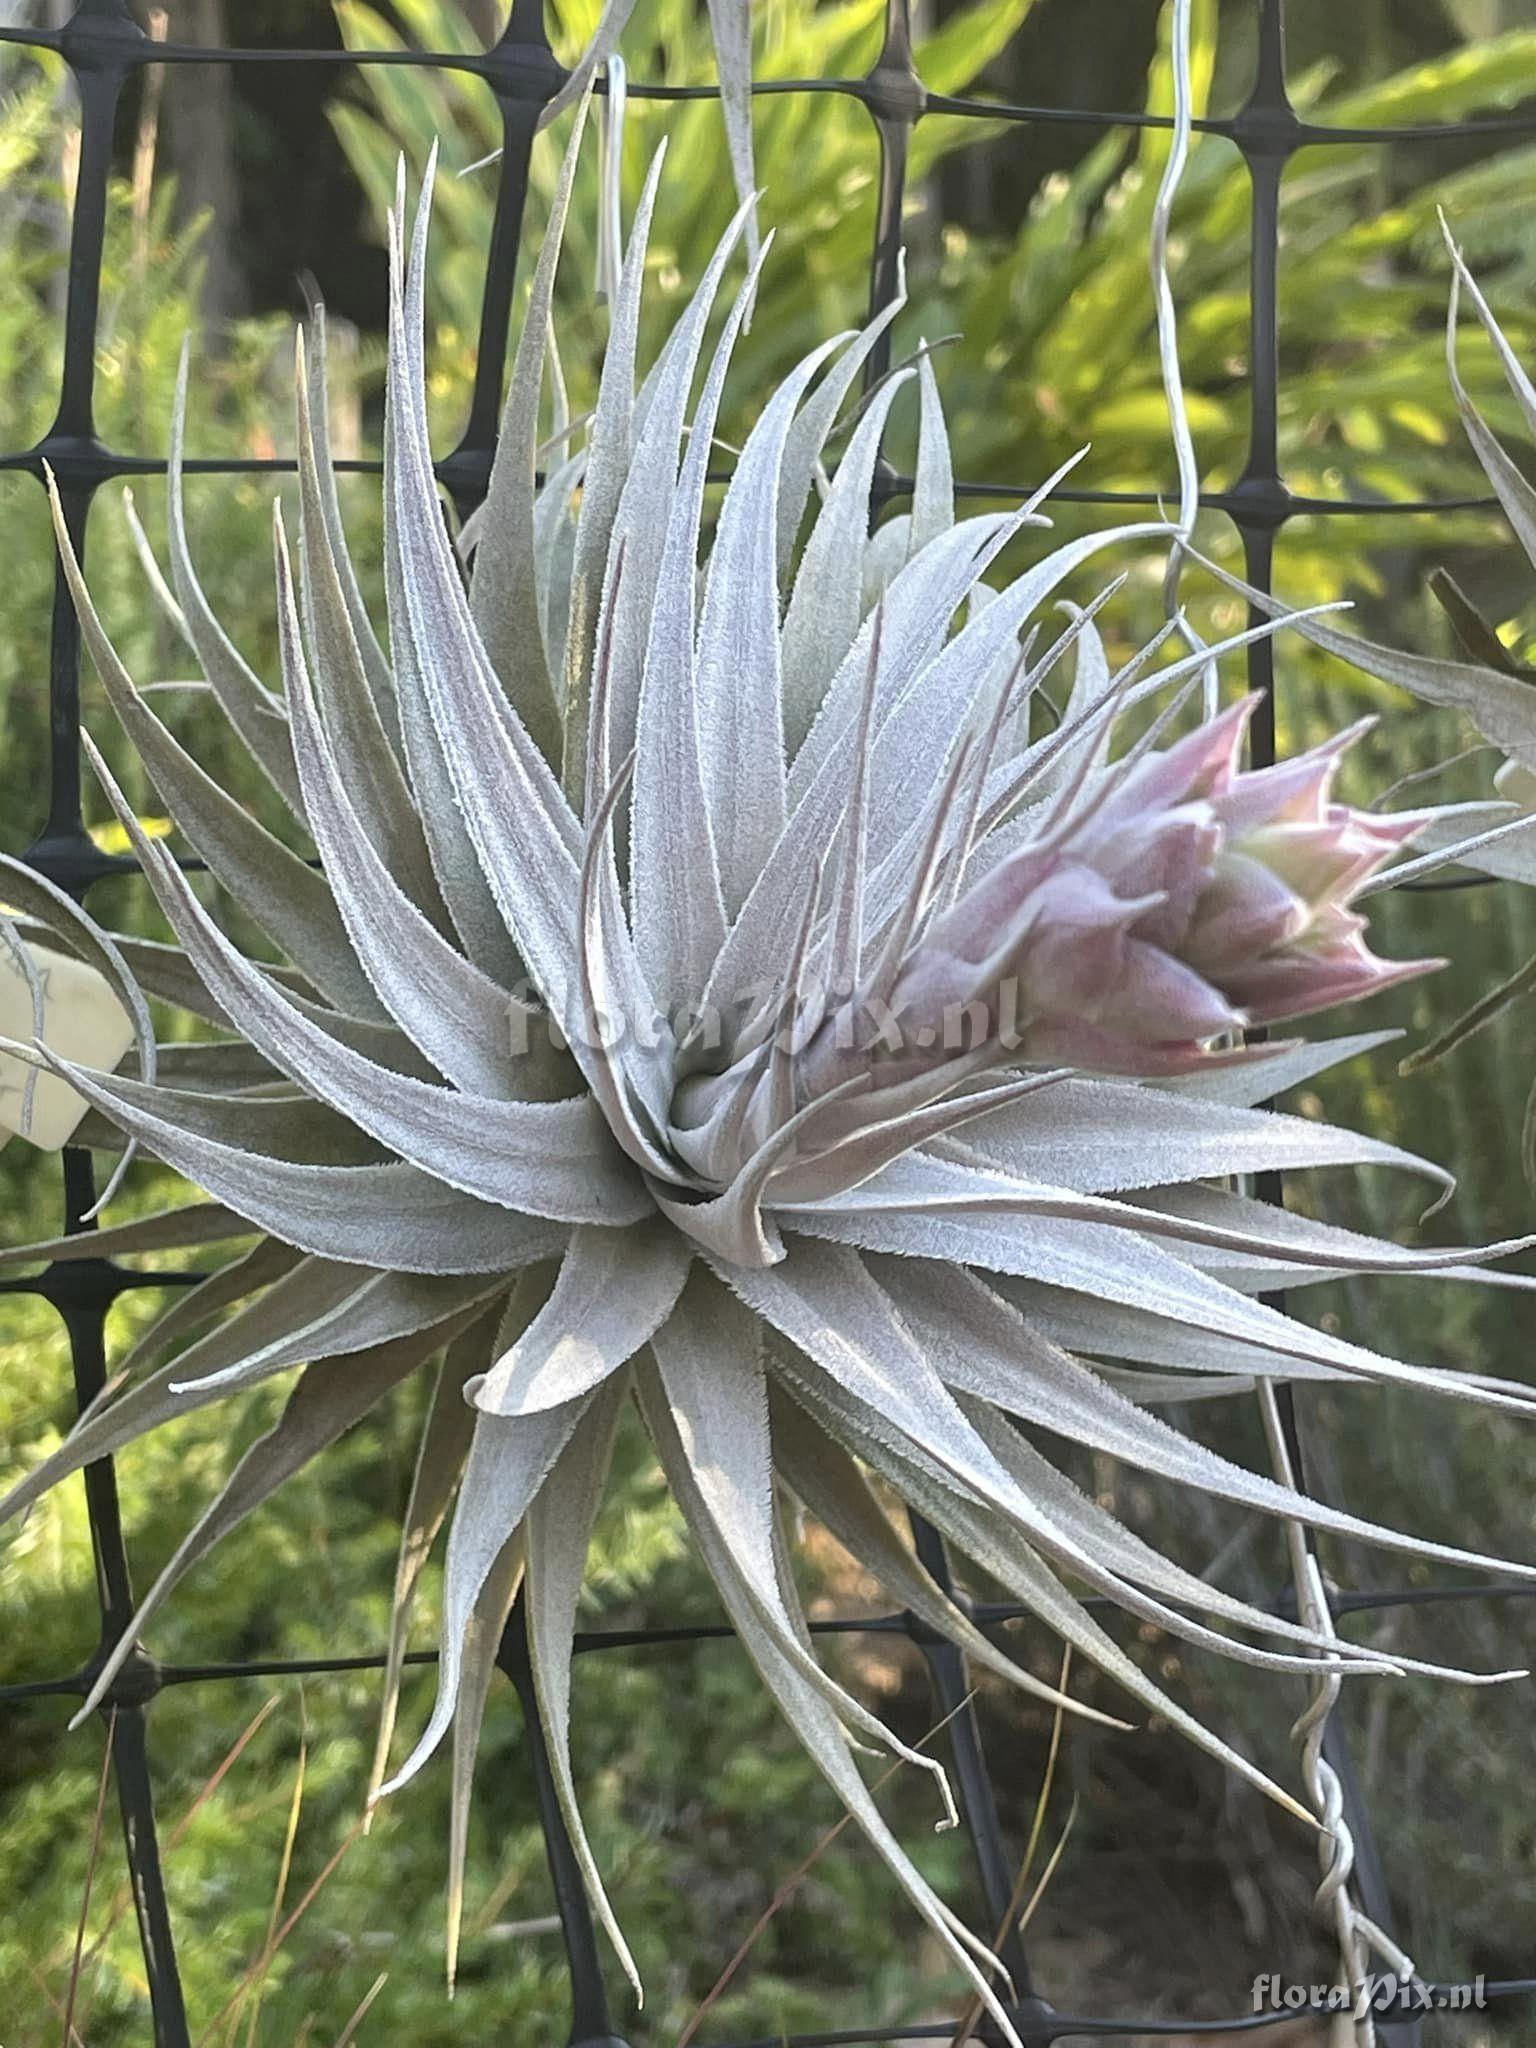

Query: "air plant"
<box><xmin>7</xmin><ymin>113</ymin><xmax>1536</xmax><ymax>2033</ymax></box>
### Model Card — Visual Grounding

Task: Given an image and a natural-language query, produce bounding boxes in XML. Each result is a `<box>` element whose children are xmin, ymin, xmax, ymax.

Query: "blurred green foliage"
<box><xmin>3</xmin><ymin>1</ymin><xmax>1536</xmax><ymax>2040</ymax></box>
<box><xmin>334</xmin><ymin>0</ymin><xmax>1536</xmax><ymax>601</ymax></box>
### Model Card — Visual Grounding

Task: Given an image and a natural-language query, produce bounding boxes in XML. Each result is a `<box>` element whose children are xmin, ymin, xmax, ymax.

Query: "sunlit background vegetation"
<box><xmin>2</xmin><ymin>1</ymin><xmax>1536</xmax><ymax>2040</ymax></box>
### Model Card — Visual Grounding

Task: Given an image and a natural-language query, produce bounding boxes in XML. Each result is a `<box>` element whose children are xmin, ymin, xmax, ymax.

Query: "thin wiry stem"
<box><xmin>1258</xmin><ymin>1385</ymin><xmax>1417</xmax><ymax>2048</ymax></box>
<box><xmin>1150</xmin><ymin>0</ymin><xmax>1210</xmax><ymax>712</ymax></box>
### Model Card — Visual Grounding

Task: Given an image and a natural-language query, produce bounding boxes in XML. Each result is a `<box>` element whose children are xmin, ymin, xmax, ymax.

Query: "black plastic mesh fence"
<box><xmin>2</xmin><ymin>2</ymin><xmax>1536</xmax><ymax>2042</ymax></box>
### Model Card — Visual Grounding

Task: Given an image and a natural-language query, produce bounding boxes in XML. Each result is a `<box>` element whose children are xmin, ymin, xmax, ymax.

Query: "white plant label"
<box><xmin>0</xmin><ymin>940</ymin><xmax>135</xmax><ymax>1150</ymax></box>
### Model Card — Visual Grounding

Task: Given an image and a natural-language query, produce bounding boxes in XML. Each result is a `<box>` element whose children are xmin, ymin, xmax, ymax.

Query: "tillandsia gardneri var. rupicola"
<box><xmin>8</xmin><ymin>110</ymin><xmax>1536</xmax><ymax>2032</ymax></box>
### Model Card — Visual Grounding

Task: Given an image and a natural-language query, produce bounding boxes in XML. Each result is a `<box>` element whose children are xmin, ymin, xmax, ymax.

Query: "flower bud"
<box><xmin>805</xmin><ymin>695</ymin><xmax>1435</xmax><ymax>1093</ymax></box>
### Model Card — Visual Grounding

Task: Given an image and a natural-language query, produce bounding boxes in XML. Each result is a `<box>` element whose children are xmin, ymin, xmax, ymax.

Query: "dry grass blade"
<box><xmin>948</xmin><ymin>1649</ymin><xmax>1074</xmax><ymax>2048</ymax></box>
<box><xmin>465</xmin><ymin>1855</ymin><xmax>542</xmax><ymax>1943</ymax></box>
<box><xmin>23</xmin><ymin>1956</ymin><xmax>87</xmax><ymax>2048</ymax></box>
<box><xmin>62</xmin><ymin>1706</ymin><xmax>117</xmax><ymax>2048</ymax></box>
<box><xmin>64</xmin><ymin>1694</ymin><xmax>282</xmax><ymax>2040</ymax></box>
<box><xmin>1016</xmin><ymin>1794</ymin><xmax>1078</xmax><ymax>1936</ymax></box>
<box><xmin>675</xmin><ymin>1692</ymin><xmax>978</xmax><ymax>2048</ymax></box>
<box><xmin>168</xmin><ymin>1697</ymin><xmax>283</xmax><ymax>1852</ymax></box>
<box><xmin>233</xmin><ymin>1689</ymin><xmax>309</xmax><ymax>2048</ymax></box>
<box><xmin>332</xmin><ymin>1970</ymin><xmax>388</xmax><ymax>2047</ymax></box>
<box><xmin>195</xmin><ymin>1820</ymin><xmax>367</xmax><ymax>2048</ymax></box>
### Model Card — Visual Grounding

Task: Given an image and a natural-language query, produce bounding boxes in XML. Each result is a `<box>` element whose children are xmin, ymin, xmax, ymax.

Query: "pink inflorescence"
<box><xmin>833</xmin><ymin>696</ymin><xmax>1437</xmax><ymax>1088</ymax></box>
